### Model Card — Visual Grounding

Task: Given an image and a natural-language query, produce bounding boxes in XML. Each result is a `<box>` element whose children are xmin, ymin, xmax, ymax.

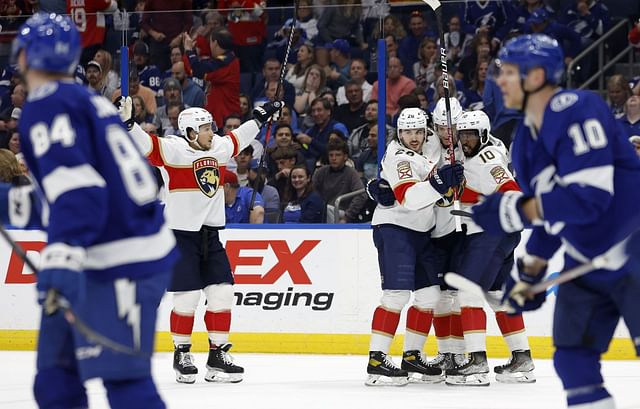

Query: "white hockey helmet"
<box><xmin>432</xmin><ymin>97</ymin><xmax>463</xmax><ymax>127</ymax></box>
<box><xmin>457</xmin><ymin>110</ymin><xmax>491</xmax><ymax>145</ymax></box>
<box><xmin>397</xmin><ymin>107</ymin><xmax>428</xmax><ymax>131</ymax></box>
<box><xmin>178</xmin><ymin>107</ymin><xmax>217</xmax><ymax>139</ymax></box>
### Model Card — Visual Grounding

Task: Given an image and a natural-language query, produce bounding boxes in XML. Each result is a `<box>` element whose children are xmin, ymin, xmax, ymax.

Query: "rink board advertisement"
<box><xmin>0</xmin><ymin>227</ymin><xmax>634</xmax><ymax>358</ymax></box>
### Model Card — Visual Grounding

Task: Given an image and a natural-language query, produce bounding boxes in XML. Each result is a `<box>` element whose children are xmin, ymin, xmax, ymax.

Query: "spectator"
<box><xmin>85</xmin><ymin>60</ymin><xmax>115</xmax><ymax>99</ymax></box>
<box><xmin>218</xmin><ymin>0</ymin><xmax>268</xmax><ymax>73</ymax></box>
<box><xmin>286</xmin><ymin>42</ymin><xmax>316</xmax><ymax>93</ymax></box>
<box><xmin>560</xmin><ymin>0</ymin><xmax>610</xmax><ymax>45</ymax></box>
<box><xmin>141</xmin><ymin>0</ymin><xmax>192</xmax><ymax>71</ymax></box>
<box><xmin>171</xmin><ymin>61</ymin><xmax>205</xmax><ymax>108</ymax></box>
<box><xmin>325</xmin><ymin>39</ymin><xmax>352</xmax><ymax>89</ymax></box>
<box><xmin>66</xmin><ymin>0</ymin><xmax>117</xmax><ymax>65</ymax></box>
<box><xmin>266</xmin><ymin>124</ymin><xmax>306</xmax><ymax>175</ymax></box>
<box><xmin>131</xmin><ymin>94</ymin><xmax>157</xmax><ymax>133</ymax></box>
<box><xmin>239</xmin><ymin>93</ymin><xmax>253</xmax><ymax>121</ymax></box>
<box><xmin>348</xmin><ymin>99</ymin><xmax>394</xmax><ymax>161</ymax></box>
<box><xmin>368</xmin><ymin>14</ymin><xmax>406</xmax><ymax>51</ymax></box>
<box><xmin>618</xmin><ymin>94</ymin><xmax>640</xmax><ymax>140</ymax></box>
<box><xmin>132</xmin><ymin>41</ymin><xmax>163</xmax><ymax>95</ymax></box>
<box><xmin>251</xmin><ymin>57</ymin><xmax>296</xmax><ymax>109</ymax></box>
<box><xmin>184</xmin><ymin>28</ymin><xmax>240</xmax><ymax>126</ymax></box>
<box><xmin>235</xmin><ymin>145</ymin><xmax>253</xmax><ymax>187</ymax></box>
<box><xmin>93</xmin><ymin>49</ymin><xmax>119</xmax><ymax>94</ymax></box>
<box><xmin>0</xmin><ymin>130</ymin><xmax>21</xmax><ymax>155</ymax></box>
<box><xmin>0</xmin><ymin>148</ymin><xmax>27</xmax><ymax>184</ymax></box>
<box><xmin>247</xmin><ymin>159</ymin><xmax>282</xmax><ymax>223</ymax></box>
<box><xmin>224</xmin><ymin>170</ymin><xmax>264</xmax><ymax>224</ymax></box>
<box><xmin>399</xmin><ymin>11</ymin><xmax>437</xmax><ymax>76</ymax></box>
<box><xmin>413</xmin><ymin>37</ymin><xmax>438</xmax><ymax>90</ymax></box>
<box><xmin>371</xmin><ymin>57</ymin><xmax>417</xmax><ymax>116</ymax></box>
<box><xmin>268</xmin><ymin>145</ymin><xmax>300</xmax><ymax>202</ymax></box>
<box><xmin>0</xmin><ymin>83</ymin><xmax>25</xmax><ymax>127</ymax></box>
<box><xmin>513</xmin><ymin>0</ymin><xmax>555</xmax><ymax>32</ymax></box>
<box><xmin>282</xmin><ymin>164</ymin><xmax>324</xmax><ymax>223</ymax></box>
<box><xmin>443</xmin><ymin>14</ymin><xmax>473</xmax><ymax>66</ymax></box>
<box><xmin>334</xmin><ymin>80</ymin><xmax>367</xmax><ymax>133</ymax></box>
<box><xmin>187</xmin><ymin>10</ymin><xmax>225</xmax><ymax>55</ymax></box>
<box><xmin>294</xmin><ymin>64</ymin><xmax>329</xmax><ymax>116</ymax></box>
<box><xmin>267</xmin><ymin>21</ymin><xmax>307</xmax><ymax>65</ymax></box>
<box><xmin>355</xmin><ymin>123</ymin><xmax>380</xmax><ymax>182</ymax></box>
<box><xmin>464</xmin><ymin>58</ymin><xmax>489</xmax><ymax>110</ymax></box>
<box><xmin>412</xmin><ymin>88</ymin><xmax>429</xmax><ymax>111</ymax></box>
<box><xmin>607</xmin><ymin>74</ymin><xmax>632</xmax><ymax>119</ymax></box>
<box><xmin>458</xmin><ymin>0</ymin><xmax>513</xmax><ymax>48</ymax></box>
<box><xmin>525</xmin><ymin>7</ymin><xmax>582</xmax><ymax>64</ymax></box>
<box><xmin>6</xmin><ymin>108</ymin><xmax>20</xmax><ymax>133</ymax></box>
<box><xmin>630</xmin><ymin>18</ymin><xmax>640</xmax><ymax>47</ymax></box>
<box><xmin>154</xmin><ymin>77</ymin><xmax>185</xmax><ymax>134</ymax></box>
<box><xmin>630</xmin><ymin>135</ymin><xmax>640</xmax><ymax>156</ymax></box>
<box><xmin>112</xmin><ymin>68</ymin><xmax>157</xmax><ymax>115</ymax></box>
<box><xmin>313</xmin><ymin>42</ymin><xmax>331</xmax><ymax>74</ymax></box>
<box><xmin>336</xmin><ymin>58</ymin><xmax>372</xmax><ymax>105</ymax></box>
<box><xmin>455</xmin><ymin>32</ymin><xmax>492</xmax><ymax>89</ymax></box>
<box><xmin>312</xmin><ymin>138</ymin><xmax>366</xmax><ymax>223</ymax></box>
<box><xmin>164</xmin><ymin>46</ymin><xmax>185</xmax><ymax>79</ymax></box>
<box><xmin>317</xmin><ymin>0</ymin><xmax>364</xmax><ymax>48</ymax></box>
<box><xmin>296</xmin><ymin>97</ymin><xmax>348</xmax><ymax>170</ymax></box>
<box><xmin>385</xmin><ymin>34</ymin><xmax>399</xmax><ymax>59</ymax></box>
<box><xmin>225</xmin><ymin>114</ymin><xmax>264</xmax><ymax>171</ymax></box>
<box><xmin>164</xmin><ymin>103</ymin><xmax>183</xmax><ymax>136</ymax></box>
<box><xmin>295</xmin><ymin>0</ymin><xmax>319</xmax><ymax>41</ymax></box>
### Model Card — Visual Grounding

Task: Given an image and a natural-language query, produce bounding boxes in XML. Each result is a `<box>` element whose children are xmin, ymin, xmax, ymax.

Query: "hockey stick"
<box><xmin>0</xmin><ymin>223</ymin><xmax>148</xmax><ymax>357</ymax></box>
<box><xmin>450</xmin><ymin>209</ymin><xmax>473</xmax><ymax>218</ymax></box>
<box><xmin>423</xmin><ymin>0</ymin><xmax>463</xmax><ymax>232</ymax></box>
<box><xmin>250</xmin><ymin>0</ymin><xmax>299</xmax><ymax>211</ymax></box>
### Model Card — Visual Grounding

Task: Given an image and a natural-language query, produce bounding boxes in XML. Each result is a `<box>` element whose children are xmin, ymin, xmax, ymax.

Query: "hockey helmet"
<box><xmin>11</xmin><ymin>12</ymin><xmax>81</xmax><ymax>75</ymax></box>
<box><xmin>178</xmin><ymin>107</ymin><xmax>217</xmax><ymax>140</ymax></box>
<box><xmin>498</xmin><ymin>34</ymin><xmax>564</xmax><ymax>85</ymax></box>
<box><xmin>397</xmin><ymin>107</ymin><xmax>428</xmax><ymax>131</ymax></box>
<box><xmin>432</xmin><ymin>97</ymin><xmax>463</xmax><ymax>127</ymax></box>
<box><xmin>457</xmin><ymin>110</ymin><xmax>491</xmax><ymax>146</ymax></box>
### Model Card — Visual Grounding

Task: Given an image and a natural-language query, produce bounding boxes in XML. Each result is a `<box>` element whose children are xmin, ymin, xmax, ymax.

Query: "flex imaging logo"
<box><xmin>226</xmin><ymin>240</ymin><xmax>335</xmax><ymax>311</ymax></box>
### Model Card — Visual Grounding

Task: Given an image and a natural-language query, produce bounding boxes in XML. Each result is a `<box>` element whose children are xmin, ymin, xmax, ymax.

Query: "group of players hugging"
<box><xmin>1</xmin><ymin>10</ymin><xmax>639</xmax><ymax>409</ymax></box>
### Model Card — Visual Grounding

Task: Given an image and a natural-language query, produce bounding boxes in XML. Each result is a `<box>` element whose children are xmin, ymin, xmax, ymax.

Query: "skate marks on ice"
<box><xmin>0</xmin><ymin>352</ymin><xmax>639</xmax><ymax>409</ymax></box>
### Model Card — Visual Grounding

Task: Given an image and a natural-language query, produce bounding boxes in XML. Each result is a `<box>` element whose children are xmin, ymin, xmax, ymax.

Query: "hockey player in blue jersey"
<box><xmin>8</xmin><ymin>12</ymin><xmax>177</xmax><ymax>409</ymax></box>
<box><xmin>469</xmin><ymin>34</ymin><xmax>640</xmax><ymax>408</ymax></box>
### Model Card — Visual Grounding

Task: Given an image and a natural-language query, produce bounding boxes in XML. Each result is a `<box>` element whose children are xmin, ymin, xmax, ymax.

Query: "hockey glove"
<box><xmin>365</xmin><ymin>178</ymin><xmax>395</xmax><ymax>206</ymax></box>
<box><xmin>36</xmin><ymin>243</ymin><xmax>86</xmax><ymax>314</ymax></box>
<box><xmin>253</xmin><ymin>101</ymin><xmax>284</xmax><ymax>127</ymax></box>
<box><xmin>502</xmin><ymin>257</ymin><xmax>547</xmax><ymax>314</ymax></box>
<box><xmin>114</xmin><ymin>96</ymin><xmax>135</xmax><ymax>131</ymax></box>
<box><xmin>429</xmin><ymin>162</ymin><xmax>464</xmax><ymax>196</ymax></box>
<box><xmin>470</xmin><ymin>191</ymin><xmax>529</xmax><ymax>234</ymax></box>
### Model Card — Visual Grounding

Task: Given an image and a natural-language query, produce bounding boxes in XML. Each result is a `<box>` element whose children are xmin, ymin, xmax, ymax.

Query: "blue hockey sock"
<box><xmin>33</xmin><ymin>367</ymin><xmax>87</xmax><ymax>409</ymax></box>
<box><xmin>104</xmin><ymin>376</ymin><xmax>165</xmax><ymax>409</ymax></box>
<box><xmin>554</xmin><ymin>347</ymin><xmax>611</xmax><ymax>406</ymax></box>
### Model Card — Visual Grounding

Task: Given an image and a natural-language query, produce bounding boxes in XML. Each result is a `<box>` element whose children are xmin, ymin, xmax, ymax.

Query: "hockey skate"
<box><xmin>494</xmin><ymin>350</ymin><xmax>536</xmax><ymax>384</ymax></box>
<box><xmin>401</xmin><ymin>350</ymin><xmax>443</xmax><ymax>383</ymax></box>
<box><xmin>365</xmin><ymin>351</ymin><xmax>409</xmax><ymax>386</ymax></box>
<box><xmin>173</xmin><ymin>344</ymin><xmax>198</xmax><ymax>384</ymax></box>
<box><xmin>445</xmin><ymin>351</ymin><xmax>490</xmax><ymax>386</ymax></box>
<box><xmin>427</xmin><ymin>352</ymin><xmax>467</xmax><ymax>371</ymax></box>
<box><xmin>205</xmin><ymin>343</ymin><xmax>244</xmax><ymax>383</ymax></box>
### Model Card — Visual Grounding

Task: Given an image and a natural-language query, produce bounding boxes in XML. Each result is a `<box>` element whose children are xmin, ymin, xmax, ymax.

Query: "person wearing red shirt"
<box><xmin>66</xmin><ymin>0</ymin><xmax>118</xmax><ymax>65</ymax></box>
<box><xmin>217</xmin><ymin>0</ymin><xmax>267</xmax><ymax>73</ymax></box>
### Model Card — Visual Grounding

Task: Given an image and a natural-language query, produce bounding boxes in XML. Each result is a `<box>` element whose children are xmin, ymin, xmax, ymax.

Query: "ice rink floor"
<box><xmin>0</xmin><ymin>351</ymin><xmax>638</xmax><ymax>409</ymax></box>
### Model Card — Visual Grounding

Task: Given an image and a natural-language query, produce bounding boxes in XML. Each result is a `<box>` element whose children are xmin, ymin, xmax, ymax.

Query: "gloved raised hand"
<box><xmin>366</xmin><ymin>178</ymin><xmax>395</xmax><ymax>206</ymax></box>
<box><xmin>114</xmin><ymin>96</ymin><xmax>135</xmax><ymax>131</ymax></box>
<box><xmin>470</xmin><ymin>190</ymin><xmax>529</xmax><ymax>234</ymax></box>
<box><xmin>429</xmin><ymin>162</ymin><xmax>464</xmax><ymax>196</ymax></box>
<box><xmin>253</xmin><ymin>101</ymin><xmax>284</xmax><ymax>127</ymax></box>
<box><xmin>36</xmin><ymin>243</ymin><xmax>86</xmax><ymax>314</ymax></box>
<box><xmin>502</xmin><ymin>256</ymin><xmax>547</xmax><ymax>314</ymax></box>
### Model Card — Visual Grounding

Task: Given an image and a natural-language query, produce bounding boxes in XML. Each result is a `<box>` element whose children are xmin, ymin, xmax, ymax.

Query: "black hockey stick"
<box><xmin>450</xmin><ymin>209</ymin><xmax>473</xmax><ymax>218</ymax></box>
<box><xmin>0</xmin><ymin>223</ymin><xmax>148</xmax><ymax>357</ymax></box>
<box><xmin>250</xmin><ymin>0</ymin><xmax>299</xmax><ymax>211</ymax></box>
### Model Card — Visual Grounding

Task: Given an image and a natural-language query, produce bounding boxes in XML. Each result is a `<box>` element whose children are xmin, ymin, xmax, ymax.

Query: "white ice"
<box><xmin>0</xmin><ymin>352</ymin><xmax>638</xmax><ymax>409</ymax></box>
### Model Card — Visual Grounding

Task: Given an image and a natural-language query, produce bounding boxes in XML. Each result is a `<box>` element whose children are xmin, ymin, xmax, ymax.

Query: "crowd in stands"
<box><xmin>0</xmin><ymin>0</ymin><xmax>639</xmax><ymax>224</ymax></box>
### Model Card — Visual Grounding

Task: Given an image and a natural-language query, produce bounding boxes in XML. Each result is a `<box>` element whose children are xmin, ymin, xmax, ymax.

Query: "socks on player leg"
<box><xmin>460</xmin><ymin>307</ymin><xmax>487</xmax><ymax>353</ymax></box>
<box><xmin>403</xmin><ymin>306</ymin><xmax>434</xmax><ymax>352</ymax></box>
<box><xmin>170</xmin><ymin>310</ymin><xmax>195</xmax><ymax>346</ymax></box>
<box><xmin>204</xmin><ymin>310</ymin><xmax>231</xmax><ymax>346</ymax></box>
<box><xmin>495</xmin><ymin>311</ymin><xmax>530</xmax><ymax>351</ymax></box>
<box><xmin>370</xmin><ymin>306</ymin><xmax>401</xmax><ymax>353</ymax></box>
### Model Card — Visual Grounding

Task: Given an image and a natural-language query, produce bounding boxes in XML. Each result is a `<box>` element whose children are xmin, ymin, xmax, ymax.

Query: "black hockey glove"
<box><xmin>366</xmin><ymin>178</ymin><xmax>395</xmax><ymax>206</ymax></box>
<box><xmin>429</xmin><ymin>162</ymin><xmax>464</xmax><ymax>196</ymax></box>
<box><xmin>114</xmin><ymin>96</ymin><xmax>135</xmax><ymax>131</ymax></box>
<box><xmin>502</xmin><ymin>257</ymin><xmax>547</xmax><ymax>314</ymax></box>
<box><xmin>253</xmin><ymin>100</ymin><xmax>284</xmax><ymax>127</ymax></box>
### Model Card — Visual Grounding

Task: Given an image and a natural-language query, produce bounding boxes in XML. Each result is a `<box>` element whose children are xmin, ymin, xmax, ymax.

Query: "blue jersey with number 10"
<box><xmin>511</xmin><ymin>89</ymin><xmax>640</xmax><ymax>266</ymax></box>
<box><xmin>18</xmin><ymin>80</ymin><xmax>177</xmax><ymax>280</ymax></box>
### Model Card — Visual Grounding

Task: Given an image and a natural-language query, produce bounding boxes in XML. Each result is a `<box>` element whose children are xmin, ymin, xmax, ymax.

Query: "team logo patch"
<box><xmin>550</xmin><ymin>93</ymin><xmax>578</xmax><ymax>112</ymax></box>
<box><xmin>193</xmin><ymin>157</ymin><xmax>220</xmax><ymax>197</ymax></box>
<box><xmin>397</xmin><ymin>161</ymin><xmax>413</xmax><ymax>179</ymax></box>
<box><xmin>490</xmin><ymin>166</ymin><xmax>510</xmax><ymax>185</ymax></box>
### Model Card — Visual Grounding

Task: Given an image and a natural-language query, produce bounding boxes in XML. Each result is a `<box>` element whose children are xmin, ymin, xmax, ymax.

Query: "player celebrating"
<box><xmin>11</xmin><ymin>13</ymin><xmax>177</xmax><ymax>409</ymax></box>
<box><xmin>366</xmin><ymin>108</ymin><xmax>464</xmax><ymax>386</ymax></box>
<box><xmin>470</xmin><ymin>34</ymin><xmax>640</xmax><ymax>408</ymax></box>
<box><xmin>118</xmin><ymin>96</ymin><xmax>281</xmax><ymax>384</ymax></box>
<box><xmin>445</xmin><ymin>110</ymin><xmax>534</xmax><ymax>385</ymax></box>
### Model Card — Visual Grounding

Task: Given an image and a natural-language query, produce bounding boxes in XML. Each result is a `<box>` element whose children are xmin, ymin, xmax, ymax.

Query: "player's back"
<box><xmin>19</xmin><ymin>80</ymin><xmax>176</xmax><ymax>279</ymax></box>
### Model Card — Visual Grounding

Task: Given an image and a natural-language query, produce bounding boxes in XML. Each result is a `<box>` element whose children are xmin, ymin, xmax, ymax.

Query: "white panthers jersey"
<box><xmin>372</xmin><ymin>136</ymin><xmax>442</xmax><ymax>232</ymax></box>
<box><xmin>460</xmin><ymin>136</ymin><xmax>519</xmax><ymax>234</ymax></box>
<box><xmin>130</xmin><ymin>120</ymin><xmax>260</xmax><ymax>231</ymax></box>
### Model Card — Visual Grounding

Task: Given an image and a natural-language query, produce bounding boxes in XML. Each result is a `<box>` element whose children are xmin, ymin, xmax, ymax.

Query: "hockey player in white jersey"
<box><xmin>444</xmin><ymin>110</ymin><xmax>535</xmax><ymax>386</ymax></box>
<box><xmin>366</xmin><ymin>108</ymin><xmax>464</xmax><ymax>386</ymax></box>
<box><xmin>118</xmin><ymin>97</ymin><xmax>282</xmax><ymax>384</ymax></box>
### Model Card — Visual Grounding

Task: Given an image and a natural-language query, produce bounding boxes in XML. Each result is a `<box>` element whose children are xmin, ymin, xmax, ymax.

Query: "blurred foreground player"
<box><xmin>471</xmin><ymin>34</ymin><xmax>640</xmax><ymax>408</ymax></box>
<box><xmin>118</xmin><ymin>96</ymin><xmax>282</xmax><ymax>383</ymax></box>
<box><xmin>10</xmin><ymin>13</ymin><xmax>177</xmax><ymax>409</ymax></box>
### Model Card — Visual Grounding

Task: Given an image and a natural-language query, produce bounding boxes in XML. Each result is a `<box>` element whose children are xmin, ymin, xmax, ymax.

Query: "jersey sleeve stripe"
<box><xmin>83</xmin><ymin>223</ymin><xmax>176</xmax><ymax>270</ymax></box>
<box><xmin>42</xmin><ymin>164</ymin><xmax>107</xmax><ymax>203</ymax></box>
<box><xmin>228</xmin><ymin>131</ymin><xmax>241</xmax><ymax>157</ymax></box>
<box><xmin>460</xmin><ymin>186</ymin><xmax>481</xmax><ymax>204</ymax></box>
<box><xmin>496</xmin><ymin>180</ymin><xmax>521</xmax><ymax>193</ymax></box>
<box><xmin>557</xmin><ymin>165</ymin><xmax>614</xmax><ymax>194</ymax></box>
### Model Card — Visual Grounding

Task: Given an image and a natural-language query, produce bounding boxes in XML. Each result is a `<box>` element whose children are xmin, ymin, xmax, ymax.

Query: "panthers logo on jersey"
<box><xmin>193</xmin><ymin>157</ymin><xmax>220</xmax><ymax>197</ymax></box>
